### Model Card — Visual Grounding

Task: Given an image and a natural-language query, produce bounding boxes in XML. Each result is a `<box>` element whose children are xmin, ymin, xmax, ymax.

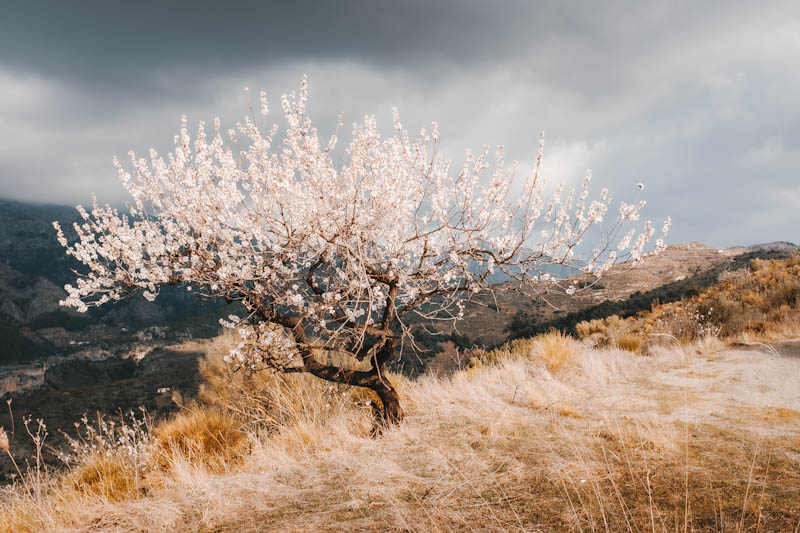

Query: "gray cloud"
<box><xmin>1</xmin><ymin>0</ymin><xmax>799</xmax><ymax>247</ymax></box>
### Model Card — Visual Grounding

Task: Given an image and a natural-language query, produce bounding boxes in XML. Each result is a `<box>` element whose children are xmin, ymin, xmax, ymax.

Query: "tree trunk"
<box><xmin>354</xmin><ymin>368</ymin><xmax>404</xmax><ymax>424</ymax></box>
<box><xmin>292</xmin><ymin>330</ymin><xmax>403</xmax><ymax>426</ymax></box>
<box><xmin>298</xmin><ymin>351</ymin><xmax>404</xmax><ymax>425</ymax></box>
<box><xmin>371</xmin><ymin>372</ymin><xmax>404</xmax><ymax>423</ymax></box>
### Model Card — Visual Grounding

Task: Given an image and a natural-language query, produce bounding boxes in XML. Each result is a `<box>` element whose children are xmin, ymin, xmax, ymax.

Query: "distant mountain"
<box><xmin>745</xmin><ymin>241</ymin><xmax>799</xmax><ymax>254</ymax></box>
<box><xmin>469</xmin><ymin>258</ymin><xmax>578</xmax><ymax>284</ymax></box>
<box><xmin>0</xmin><ymin>199</ymin><xmax>226</xmax><ymax>364</ymax></box>
<box><xmin>406</xmin><ymin>242</ymin><xmax>798</xmax><ymax>374</ymax></box>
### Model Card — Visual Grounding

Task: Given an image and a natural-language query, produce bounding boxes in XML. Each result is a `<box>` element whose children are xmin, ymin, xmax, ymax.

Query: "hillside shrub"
<box><xmin>576</xmin><ymin>252</ymin><xmax>800</xmax><ymax>345</ymax></box>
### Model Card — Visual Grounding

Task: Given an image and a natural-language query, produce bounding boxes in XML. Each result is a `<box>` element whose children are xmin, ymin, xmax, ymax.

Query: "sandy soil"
<box><xmin>597</xmin><ymin>339</ymin><xmax>800</xmax><ymax>438</ymax></box>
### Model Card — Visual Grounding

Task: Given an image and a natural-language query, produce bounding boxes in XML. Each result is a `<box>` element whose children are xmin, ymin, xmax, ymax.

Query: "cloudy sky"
<box><xmin>1</xmin><ymin>0</ymin><xmax>798</xmax><ymax>247</ymax></box>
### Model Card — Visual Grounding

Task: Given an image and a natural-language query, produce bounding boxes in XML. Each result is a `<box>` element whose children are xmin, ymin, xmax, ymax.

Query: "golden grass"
<box><xmin>729</xmin><ymin>406</ymin><xmax>800</xmax><ymax>428</ymax></box>
<box><xmin>1</xmin><ymin>253</ymin><xmax>792</xmax><ymax>530</ymax></box>
<box><xmin>152</xmin><ymin>407</ymin><xmax>247</xmax><ymax>474</ymax></box>
<box><xmin>481</xmin><ymin>329</ymin><xmax>580</xmax><ymax>375</ymax></box>
<box><xmin>70</xmin><ymin>454</ymin><xmax>141</xmax><ymax>502</ymax></box>
<box><xmin>197</xmin><ymin>330</ymin><xmax>358</xmax><ymax>432</ymax></box>
<box><xmin>577</xmin><ymin>253</ymin><xmax>800</xmax><ymax>349</ymax></box>
<box><xmin>536</xmin><ymin>330</ymin><xmax>579</xmax><ymax>374</ymax></box>
<box><xmin>2</xmin><ymin>330</ymin><xmax>800</xmax><ymax>531</ymax></box>
<box><xmin>557</xmin><ymin>406</ymin><xmax>584</xmax><ymax>419</ymax></box>
<box><xmin>616</xmin><ymin>332</ymin><xmax>644</xmax><ymax>353</ymax></box>
<box><xmin>656</xmin><ymin>390</ymin><xmax>702</xmax><ymax>415</ymax></box>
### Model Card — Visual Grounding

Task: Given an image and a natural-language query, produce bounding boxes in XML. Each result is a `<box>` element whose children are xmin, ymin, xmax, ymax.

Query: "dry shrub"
<box><xmin>574</xmin><ymin>317</ymin><xmax>604</xmax><ymax>339</ymax></box>
<box><xmin>575</xmin><ymin>314</ymin><xmax>627</xmax><ymax>347</ymax></box>
<box><xmin>46</xmin><ymin>410</ymin><xmax>153</xmax><ymax>503</ymax></box>
<box><xmin>535</xmin><ymin>330</ymin><xmax>579</xmax><ymax>374</ymax></box>
<box><xmin>477</xmin><ymin>339</ymin><xmax>527</xmax><ymax>366</ymax></box>
<box><xmin>478</xmin><ymin>330</ymin><xmax>580</xmax><ymax>374</ymax></box>
<box><xmin>650</xmin><ymin>301</ymin><xmax>716</xmax><ymax>340</ymax></box>
<box><xmin>152</xmin><ymin>407</ymin><xmax>246</xmax><ymax>474</ymax></box>
<box><xmin>615</xmin><ymin>332</ymin><xmax>644</xmax><ymax>353</ymax></box>
<box><xmin>70</xmin><ymin>454</ymin><xmax>140</xmax><ymax>501</ymax></box>
<box><xmin>575</xmin><ymin>252</ymin><xmax>800</xmax><ymax>346</ymax></box>
<box><xmin>696</xmin><ymin>253</ymin><xmax>800</xmax><ymax>338</ymax></box>
<box><xmin>0</xmin><ymin>492</ymin><xmax>62</xmax><ymax>533</ymax></box>
<box><xmin>575</xmin><ymin>315</ymin><xmax>648</xmax><ymax>353</ymax></box>
<box><xmin>461</xmin><ymin>347</ymin><xmax>488</xmax><ymax>371</ymax></box>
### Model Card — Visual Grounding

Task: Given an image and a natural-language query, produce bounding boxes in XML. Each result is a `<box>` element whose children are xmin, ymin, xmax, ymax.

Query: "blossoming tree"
<box><xmin>54</xmin><ymin>79</ymin><xmax>668</xmax><ymax>423</ymax></box>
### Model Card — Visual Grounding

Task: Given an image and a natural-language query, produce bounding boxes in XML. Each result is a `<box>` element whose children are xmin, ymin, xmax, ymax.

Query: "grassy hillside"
<box><xmin>1</xmin><ymin>254</ymin><xmax>799</xmax><ymax>532</ymax></box>
<box><xmin>572</xmin><ymin>252</ymin><xmax>800</xmax><ymax>352</ymax></box>
<box><xmin>2</xmin><ymin>342</ymin><xmax>800</xmax><ymax>530</ymax></box>
<box><xmin>506</xmin><ymin>249</ymin><xmax>795</xmax><ymax>342</ymax></box>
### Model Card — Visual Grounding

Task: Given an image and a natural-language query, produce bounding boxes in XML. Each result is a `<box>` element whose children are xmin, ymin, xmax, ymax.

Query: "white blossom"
<box><xmin>54</xmin><ymin>78</ymin><xmax>666</xmax><ymax>375</ymax></box>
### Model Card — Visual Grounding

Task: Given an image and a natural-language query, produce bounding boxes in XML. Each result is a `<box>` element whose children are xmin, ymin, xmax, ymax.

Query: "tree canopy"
<box><xmin>54</xmin><ymin>78</ymin><xmax>668</xmax><ymax>422</ymax></box>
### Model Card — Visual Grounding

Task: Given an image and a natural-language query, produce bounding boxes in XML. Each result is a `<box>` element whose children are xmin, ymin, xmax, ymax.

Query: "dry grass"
<box><xmin>577</xmin><ymin>253</ymin><xmax>800</xmax><ymax>350</ymax></box>
<box><xmin>2</xmin><ymin>328</ymin><xmax>800</xmax><ymax>531</ymax></box>
<box><xmin>729</xmin><ymin>406</ymin><xmax>800</xmax><ymax>428</ymax></box>
<box><xmin>197</xmin><ymin>330</ymin><xmax>363</xmax><ymax>432</ymax></box>
<box><xmin>3</xmin><ymin>258</ymin><xmax>800</xmax><ymax>530</ymax></box>
<box><xmin>70</xmin><ymin>454</ymin><xmax>141</xmax><ymax>502</ymax></box>
<box><xmin>656</xmin><ymin>390</ymin><xmax>702</xmax><ymax>415</ymax></box>
<box><xmin>616</xmin><ymin>332</ymin><xmax>644</xmax><ymax>353</ymax></box>
<box><xmin>151</xmin><ymin>407</ymin><xmax>247</xmax><ymax>475</ymax></box>
<box><xmin>480</xmin><ymin>329</ymin><xmax>580</xmax><ymax>376</ymax></box>
<box><xmin>536</xmin><ymin>329</ymin><xmax>580</xmax><ymax>374</ymax></box>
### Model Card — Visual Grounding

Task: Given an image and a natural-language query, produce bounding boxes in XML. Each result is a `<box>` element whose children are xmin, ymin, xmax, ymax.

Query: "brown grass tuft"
<box><xmin>615</xmin><ymin>332</ymin><xmax>644</xmax><ymax>353</ymax></box>
<box><xmin>70</xmin><ymin>454</ymin><xmax>140</xmax><ymax>501</ymax></box>
<box><xmin>536</xmin><ymin>329</ymin><xmax>579</xmax><ymax>374</ymax></box>
<box><xmin>152</xmin><ymin>407</ymin><xmax>247</xmax><ymax>474</ymax></box>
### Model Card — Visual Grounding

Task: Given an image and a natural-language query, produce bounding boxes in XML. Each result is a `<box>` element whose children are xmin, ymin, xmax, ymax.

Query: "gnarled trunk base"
<box><xmin>354</xmin><ymin>370</ymin><xmax>404</xmax><ymax>425</ymax></box>
<box><xmin>298</xmin><ymin>339</ymin><xmax>403</xmax><ymax>427</ymax></box>
<box><xmin>370</xmin><ymin>374</ymin><xmax>404</xmax><ymax>424</ymax></box>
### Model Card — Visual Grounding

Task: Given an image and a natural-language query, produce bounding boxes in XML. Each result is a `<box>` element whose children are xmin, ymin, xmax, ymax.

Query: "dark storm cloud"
<box><xmin>0</xmin><ymin>0</ymin><xmax>530</xmax><ymax>86</ymax></box>
<box><xmin>1</xmin><ymin>0</ymin><xmax>799</xmax><ymax>247</ymax></box>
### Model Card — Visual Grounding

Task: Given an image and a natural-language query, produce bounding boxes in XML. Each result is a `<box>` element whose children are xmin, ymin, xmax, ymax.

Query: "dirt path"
<box><xmin>632</xmin><ymin>339</ymin><xmax>800</xmax><ymax>437</ymax></box>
